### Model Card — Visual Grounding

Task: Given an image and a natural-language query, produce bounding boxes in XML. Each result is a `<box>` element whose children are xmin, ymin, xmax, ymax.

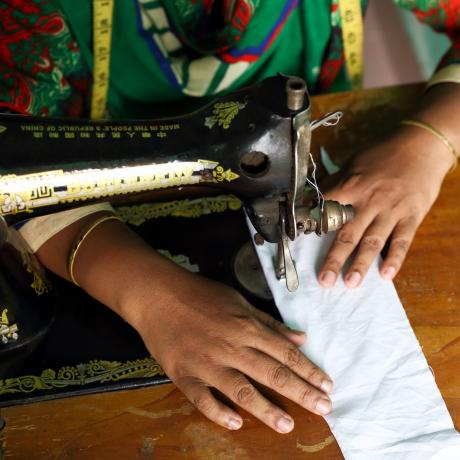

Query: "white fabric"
<box><xmin>427</xmin><ymin>64</ymin><xmax>460</xmax><ymax>89</ymax></box>
<box><xmin>251</xmin><ymin>229</ymin><xmax>460</xmax><ymax>459</ymax></box>
<box><xmin>19</xmin><ymin>202</ymin><xmax>114</xmax><ymax>252</ymax></box>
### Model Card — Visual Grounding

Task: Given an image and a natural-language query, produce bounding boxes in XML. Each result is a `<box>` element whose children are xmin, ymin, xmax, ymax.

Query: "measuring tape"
<box><xmin>89</xmin><ymin>0</ymin><xmax>362</xmax><ymax>116</ymax></box>
<box><xmin>338</xmin><ymin>0</ymin><xmax>363</xmax><ymax>90</ymax></box>
<box><xmin>90</xmin><ymin>0</ymin><xmax>114</xmax><ymax>120</ymax></box>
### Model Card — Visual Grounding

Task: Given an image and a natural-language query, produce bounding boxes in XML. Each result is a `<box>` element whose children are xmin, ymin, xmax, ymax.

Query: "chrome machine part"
<box><xmin>275</xmin><ymin>209</ymin><xmax>299</xmax><ymax>292</ymax></box>
<box><xmin>275</xmin><ymin>79</ymin><xmax>346</xmax><ymax>292</ymax></box>
<box><xmin>286</xmin><ymin>77</ymin><xmax>310</xmax><ymax>242</ymax></box>
<box><xmin>274</xmin><ymin>77</ymin><xmax>310</xmax><ymax>293</ymax></box>
<box><xmin>286</xmin><ymin>76</ymin><xmax>307</xmax><ymax>111</ymax></box>
<box><xmin>233</xmin><ymin>241</ymin><xmax>273</xmax><ymax>300</ymax></box>
<box><xmin>317</xmin><ymin>200</ymin><xmax>354</xmax><ymax>235</ymax></box>
<box><xmin>274</xmin><ymin>200</ymin><xmax>354</xmax><ymax>294</ymax></box>
<box><xmin>296</xmin><ymin>200</ymin><xmax>355</xmax><ymax>236</ymax></box>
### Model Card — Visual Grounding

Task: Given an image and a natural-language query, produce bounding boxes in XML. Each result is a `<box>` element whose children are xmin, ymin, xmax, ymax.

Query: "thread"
<box><xmin>306</xmin><ymin>152</ymin><xmax>325</xmax><ymax>212</ymax></box>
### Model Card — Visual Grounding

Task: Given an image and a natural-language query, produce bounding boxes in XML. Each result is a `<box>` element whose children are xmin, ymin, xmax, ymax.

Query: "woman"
<box><xmin>1</xmin><ymin>0</ymin><xmax>459</xmax><ymax>433</ymax></box>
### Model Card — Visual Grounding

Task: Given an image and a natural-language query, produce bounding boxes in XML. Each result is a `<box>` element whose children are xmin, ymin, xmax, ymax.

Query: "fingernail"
<box><xmin>320</xmin><ymin>270</ymin><xmax>336</xmax><ymax>288</ymax></box>
<box><xmin>345</xmin><ymin>271</ymin><xmax>361</xmax><ymax>288</ymax></box>
<box><xmin>276</xmin><ymin>416</ymin><xmax>294</xmax><ymax>433</ymax></box>
<box><xmin>320</xmin><ymin>379</ymin><xmax>333</xmax><ymax>394</ymax></box>
<box><xmin>227</xmin><ymin>417</ymin><xmax>242</xmax><ymax>430</ymax></box>
<box><xmin>316</xmin><ymin>398</ymin><xmax>332</xmax><ymax>415</ymax></box>
<box><xmin>381</xmin><ymin>266</ymin><xmax>396</xmax><ymax>280</ymax></box>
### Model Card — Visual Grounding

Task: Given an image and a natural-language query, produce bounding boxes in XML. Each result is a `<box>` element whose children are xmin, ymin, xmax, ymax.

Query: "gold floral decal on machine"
<box><xmin>116</xmin><ymin>194</ymin><xmax>242</xmax><ymax>226</ymax></box>
<box><xmin>205</xmin><ymin>101</ymin><xmax>247</xmax><ymax>129</ymax></box>
<box><xmin>0</xmin><ymin>160</ymin><xmax>239</xmax><ymax>216</ymax></box>
<box><xmin>203</xmin><ymin>161</ymin><xmax>240</xmax><ymax>182</ymax></box>
<box><xmin>0</xmin><ymin>358</ymin><xmax>165</xmax><ymax>395</ymax></box>
<box><xmin>0</xmin><ymin>309</ymin><xmax>18</xmax><ymax>345</ymax></box>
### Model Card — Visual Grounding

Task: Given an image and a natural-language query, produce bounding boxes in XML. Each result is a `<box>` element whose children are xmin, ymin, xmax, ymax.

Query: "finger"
<box><xmin>245</xmin><ymin>323</ymin><xmax>333</xmax><ymax>394</ymax></box>
<box><xmin>322</xmin><ymin>174</ymin><xmax>358</xmax><ymax>205</ymax></box>
<box><xmin>236</xmin><ymin>349</ymin><xmax>333</xmax><ymax>417</ymax></box>
<box><xmin>318</xmin><ymin>206</ymin><xmax>378</xmax><ymax>288</ymax></box>
<box><xmin>248</xmin><ymin>307</ymin><xmax>306</xmax><ymax>347</ymax></box>
<box><xmin>344</xmin><ymin>215</ymin><xmax>397</xmax><ymax>289</ymax></box>
<box><xmin>176</xmin><ymin>376</ymin><xmax>243</xmax><ymax>431</ymax></box>
<box><xmin>214</xmin><ymin>369</ymin><xmax>295</xmax><ymax>433</ymax></box>
<box><xmin>380</xmin><ymin>217</ymin><xmax>418</xmax><ymax>280</ymax></box>
<box><xmin>318</xmin><ymin>171</ymin><xmax>345</xmax><ymax>195</ymax></box>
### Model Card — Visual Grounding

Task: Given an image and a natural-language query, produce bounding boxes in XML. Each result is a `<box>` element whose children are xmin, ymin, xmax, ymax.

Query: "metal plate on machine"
<box><xmin>233</xmin><ymin>241</ymin><xmax>273</xmax><ymax>301</ymax></box>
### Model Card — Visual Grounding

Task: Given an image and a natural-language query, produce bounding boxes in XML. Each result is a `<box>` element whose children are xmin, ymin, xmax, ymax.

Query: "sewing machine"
<box><xmin>0</xmin><ymin>75</ymin><xmax>352</xmax><ymax>375</ymax></box>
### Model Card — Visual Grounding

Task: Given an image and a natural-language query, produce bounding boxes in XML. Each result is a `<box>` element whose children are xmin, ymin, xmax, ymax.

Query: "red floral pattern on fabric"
<box><xmin>396</xmin><ymin>0</ymin><xmax>460</xmax><ymax>70</ymax></box>
<box><xmin>317</xmin><ymin>0</ymin><xmax>348</xmax><ymax>92</ymax></box>
<box><xmin>3</xmin><ymin>0</ymin><xmax>460</xmax><ymax>116</ymax></box>
<box><xmin>0</xmin><ymin>0</ymin><xmax>88</xmax><ymax>116</ymax></box>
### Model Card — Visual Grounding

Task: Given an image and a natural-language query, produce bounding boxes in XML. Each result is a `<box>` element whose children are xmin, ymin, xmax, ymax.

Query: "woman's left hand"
<box><xmin>317</xmin><ymin>126</ymin><xmax>454</xmax><ymax>289</ymax></box>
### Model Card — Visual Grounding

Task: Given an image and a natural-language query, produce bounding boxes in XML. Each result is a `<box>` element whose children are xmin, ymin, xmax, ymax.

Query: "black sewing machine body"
<box><xmin>0</xmin><ymin>75</ymin><xmax>351</xmax><ymax>385</ymax></box>
<box><xmin>0</xmin><ymin>76</ymin><xmax>298</xmax><ymax>238</ymax></box>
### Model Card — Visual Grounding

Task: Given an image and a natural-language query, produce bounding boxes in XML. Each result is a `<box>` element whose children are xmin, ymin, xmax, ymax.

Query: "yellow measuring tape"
<box><xmin>89</xmin><ymin>0</ymin><xmax>363</xmax><ymax>116</ymax></box>
<box><xmin>338</xmin><ymin>0</ymin><xmax>363</xmax><ymax>90</ymax></box>
<box><xmin>90</xmin><ymin>0</ymin><xmax>114</xmax><ymax>120</ymax></box>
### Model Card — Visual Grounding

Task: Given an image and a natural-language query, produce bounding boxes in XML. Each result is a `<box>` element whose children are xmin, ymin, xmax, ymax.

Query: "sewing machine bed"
<box><xmin>0</xmin><ymin>207</ymin><xmax>280</xmax><ymax>407</ymax></box>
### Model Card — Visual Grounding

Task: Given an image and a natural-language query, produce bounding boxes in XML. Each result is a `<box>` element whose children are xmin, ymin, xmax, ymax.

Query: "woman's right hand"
<box><xmin>129</xmin><ymin>271</ymin><xmax>333</xmax><ymax>433</ymax></box>
<box><xmin>37</xmin><ymin>215</ymin><xmax>333</xmax><ymax>433</ymax></box>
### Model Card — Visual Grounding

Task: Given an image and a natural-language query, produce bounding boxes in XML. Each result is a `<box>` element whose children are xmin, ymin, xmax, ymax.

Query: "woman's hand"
<box><xmin>318</xmin><ymin>126</ymin><xmax>453</xmax><ymax>289</ymax></box>
<box><xmin>129</xmin><ymin>271</ymin><xmax>333</xmax><ymax>433</ymax></box>
<box><xmin>38</xmin><ymin>215</ymin><xmax>333</xmax><ymax>433</ymax></box>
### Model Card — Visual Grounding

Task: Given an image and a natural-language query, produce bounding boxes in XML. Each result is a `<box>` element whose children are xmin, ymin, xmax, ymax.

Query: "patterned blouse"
<box><xmin>1</xmin><ymin>0</ymin><xmax>460</xmax><ymax>119</ymax></box>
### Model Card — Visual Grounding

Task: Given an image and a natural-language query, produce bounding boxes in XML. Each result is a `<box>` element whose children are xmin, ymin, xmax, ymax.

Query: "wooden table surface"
<box><xmin>1</xmin><ymin>84</ymin><xmax>459</xmax><ymax>459</ymax></box>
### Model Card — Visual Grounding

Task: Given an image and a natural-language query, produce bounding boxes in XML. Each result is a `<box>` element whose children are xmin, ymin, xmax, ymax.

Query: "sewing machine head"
<box><xmin>0</xmin><ymin>74</ymin><xmax>353</xmax><ymax>294</ymax></box>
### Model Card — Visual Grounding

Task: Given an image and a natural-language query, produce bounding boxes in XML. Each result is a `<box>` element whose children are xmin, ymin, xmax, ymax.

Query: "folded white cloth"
<box><xmin>19</xmin><ymin>202</ymin><xmax>114</xmax><ymax>252</ymax></box>
<box><xmin>251</xmin><ymin>228</ymin><xmax>460</xmax><ymax>459</ymax></box>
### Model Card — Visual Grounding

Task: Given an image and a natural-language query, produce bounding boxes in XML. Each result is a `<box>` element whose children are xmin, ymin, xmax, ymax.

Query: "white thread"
<box><xmin>306</xmin><ymin>152</ymin><xmax>325</xmax><ymax>212</ymax></box>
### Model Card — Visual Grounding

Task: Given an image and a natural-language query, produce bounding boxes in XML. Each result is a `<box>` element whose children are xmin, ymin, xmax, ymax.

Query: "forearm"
<box><xmin>409</xmin><ymin>83</ymin><xmax>460</xmax><ymax>171</ymax></box>
<box><xmin>35</xmin><ymin>213</ymin><xmax>190</xmax><ymax>329</ymax></box>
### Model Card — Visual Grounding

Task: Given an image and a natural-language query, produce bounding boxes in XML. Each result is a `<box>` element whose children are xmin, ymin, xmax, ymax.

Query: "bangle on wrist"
<box><xmin>68</xmin><ymin>214</ymin><xmax>122</xmax><ymax>286</ymax></box>
<box><xmin>400</xmin><ymin>119</ymin><xmax>458</xmax><ymax>173</ymax></box>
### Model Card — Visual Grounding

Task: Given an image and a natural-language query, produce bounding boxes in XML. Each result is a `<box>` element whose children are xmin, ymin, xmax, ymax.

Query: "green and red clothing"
<box><xmin>1</xmin><ymin>0</ymin><xmax>460</xmax><ymax>118</ymax></box>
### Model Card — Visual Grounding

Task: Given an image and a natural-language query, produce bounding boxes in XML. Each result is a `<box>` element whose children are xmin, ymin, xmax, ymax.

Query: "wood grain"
<box><xmin>2</xmin><ymin>84</ymin><xmax>459</xmax><ymax>460</ymax></box>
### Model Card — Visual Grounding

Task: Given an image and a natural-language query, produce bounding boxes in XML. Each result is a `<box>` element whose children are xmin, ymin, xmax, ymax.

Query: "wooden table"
<box><xmin>1</xmin><ymin>84</ymin><xmax>459</xmax><ymax>459</ymax></box>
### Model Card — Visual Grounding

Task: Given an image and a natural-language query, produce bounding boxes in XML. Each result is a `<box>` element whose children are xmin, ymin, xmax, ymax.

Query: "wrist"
<box><xmin>412</xmin><ymin>82</ymin><xmax>460</xmax><ymax>174</ymax></box>
<box><xmin>400</xmin><ymin>119</ymin><xmax>457</xmax><ymax>173</ymax></box>
<box><xmin>116</xmin><ymin>249</ymin><xmax>191</xmax><ymax>335</ymax></box>
<box><xmin>391</xmin><ymin>125</ymin><xmax>455</xmax><ymax>179</ymax></box>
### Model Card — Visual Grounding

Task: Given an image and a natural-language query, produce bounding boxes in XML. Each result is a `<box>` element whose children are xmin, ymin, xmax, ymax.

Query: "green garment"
<box><xmin>54</xmin><ymin>0</ymin><xmax>350</xmax><ymax>118</ymax></box>
<box><xmin>2</xmin><ymin>1</ymin><xmax>459</xmax><ymax>119</ymax></box>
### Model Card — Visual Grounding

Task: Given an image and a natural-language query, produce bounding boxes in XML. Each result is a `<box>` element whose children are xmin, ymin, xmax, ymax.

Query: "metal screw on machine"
<box><xmin>286</xmin><ymin>77</ymin><xmax>307</xmax><ymax>111</ymax></box>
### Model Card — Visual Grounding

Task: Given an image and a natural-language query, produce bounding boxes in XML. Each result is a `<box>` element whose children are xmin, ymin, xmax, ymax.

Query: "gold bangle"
<box><xmin>68</xmin><ymin>214</ymin><xmax>121</xmax><ymax>286</ymax></box>
<box><xmin>401</xmin><ymin>119</ymin><xmax>458</xmax><ymax>173</ymax></box>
